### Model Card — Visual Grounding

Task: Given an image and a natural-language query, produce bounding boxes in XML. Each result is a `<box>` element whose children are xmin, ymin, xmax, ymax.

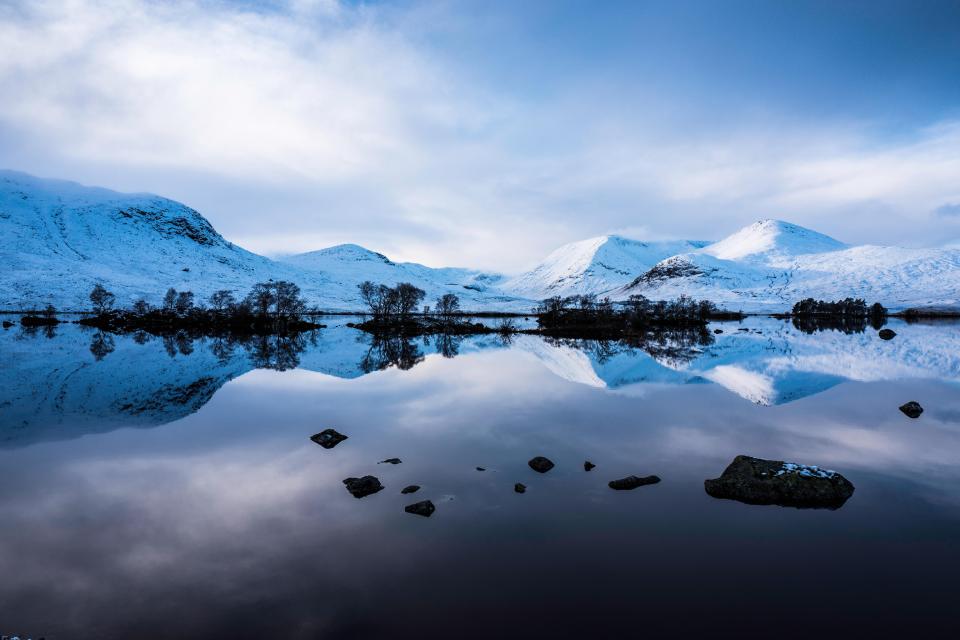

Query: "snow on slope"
<box><xmin>0</xmin><ymin>171</ymin><xmax>529</xmax><ymax>311</ymax></box>
<box><xmin>620</xmin><ymin>220</ymin><xmax>960</xmax><ymax>311</ymax></box>
<box><xmin>0</xmin><ymin>170</ymin><xmax>316</xmax><ymax>310</ymax></box>
<box><xmin>500</xmin><ymin>235</ymin><xmax>710</xmax><ymax>300</ymax></box>
<box><xmin>279</xmin><ymin>244</ymin><xmax>521</xmax><ymax>311</ymax></box>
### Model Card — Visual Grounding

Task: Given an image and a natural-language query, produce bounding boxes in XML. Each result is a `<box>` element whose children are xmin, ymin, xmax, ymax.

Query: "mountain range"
<box><xmin>2</xmin><ymin>169</ymin><xmax>959</xmax><ymax>312</ymax></box>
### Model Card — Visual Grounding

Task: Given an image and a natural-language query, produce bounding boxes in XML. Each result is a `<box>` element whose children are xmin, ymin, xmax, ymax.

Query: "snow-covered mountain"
<box><xmin>0</xmin><ymin>170</ymin><xmax>527</xmax><ymax>311</ymax></box>
<box><xmin>4</xmin><ymin>169</ymin><xmax>960</xmax><ymax>312</ymax></box>
<box><xmin>500</xmin><ymin>235</ymin><xmax>710</xmax><ymax>300</ymax></box>
<box><xmin>617</xmin><ymin>220</ymin><xmax>960</xmax><ymax>311</ymax></box>
<box><xmin>278</xmin><ymin>244</ymin><xmax>516</xmax><ymax>311</ymax></box>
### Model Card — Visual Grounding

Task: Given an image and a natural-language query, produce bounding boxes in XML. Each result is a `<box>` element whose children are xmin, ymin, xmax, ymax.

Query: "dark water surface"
<box><xmin>1</xmin><ymin>318</ymin><xmax>959</xmax><ymax>638</ymax></box>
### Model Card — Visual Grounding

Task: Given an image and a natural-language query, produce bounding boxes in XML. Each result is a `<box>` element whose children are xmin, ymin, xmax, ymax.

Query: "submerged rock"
<box><xmin>528</xmin><ymin>456</ymin><xmax>555</xmax><ymax>473</ymax></box>
<box><xmin>514</xmin><ymin>483</ymin><xmax>526</xmax><ymax>493</ymax></box>
<box><xmin>310</xmin><ymin>428</ymin><xmax>348</xmax><ymax>449</ymax></box>
<box><xmin>379</xmin><ymin>458</ymin><xmax>402</xmax><ymax>464</ymax></box>
<box><xmin>608</xmin><ymin>475</ymin><xmax>660</xmax><ymax>490</ymax></box>
<box><xmin>401</xmin><ymin>485</ymin><xmax>420</xmax><ymax>494</ymax></box>
<box><xmin>343</xmin><ymin>475</ymin><xmax>384</xmax><ymax>499</ymax></box>
<box><xmin>878</xmin><ymin>328</ymin><xmax>897</xmax><ymax>340</ymax></box>
<box><xmin>704</xmin><ymin>455</ymin><xmax>854</xmax><ymax>509</ymax></box>
<box><xmin>584</xmin><ymin>461</ymin><xmax>596</xmax><ymax>471</ymax></box>
<box><xmin>899</xmin><ymin>401</ymin><xmax>923</xmax><ymax>419</ymax></box>
<box><xmin>404</xmin><ymin>500</ymin><xmax>436</xmax><ymax>517</ymax></box>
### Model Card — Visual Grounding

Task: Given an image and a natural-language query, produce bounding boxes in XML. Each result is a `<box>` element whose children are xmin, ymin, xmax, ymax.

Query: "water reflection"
<box><xmin>1</xmin><ymin>317</ymin><xmax>959</xmax><ymax>448</ymax></box>
<box><xmin>2</xmin><ymin>317</ymin><xmax>960</xmax><ymax>637</ymax></box>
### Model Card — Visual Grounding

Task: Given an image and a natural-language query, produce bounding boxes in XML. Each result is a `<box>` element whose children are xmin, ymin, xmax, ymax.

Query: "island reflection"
<box><xmin>1</xmin><ymin>317</ymin><xmax>958</xmax><ymax>447</ymax></box>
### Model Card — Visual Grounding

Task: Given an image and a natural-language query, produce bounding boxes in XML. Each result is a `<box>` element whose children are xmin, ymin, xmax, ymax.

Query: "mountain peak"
<box><xmin>286</xmin><ymin>243</ymin><xmax>393</xmax><ymax>265</ymax></box>
<box><xmin>700</xmin><ymin>219</ymin><xmax>847</xmax><ymax>260</ymax></box>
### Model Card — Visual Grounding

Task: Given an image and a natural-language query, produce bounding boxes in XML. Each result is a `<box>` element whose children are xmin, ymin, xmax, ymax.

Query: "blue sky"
<box><xmin>1</xmin><ymin>0</ymin><xmax>958</xmax><ymax>270</ymax></box>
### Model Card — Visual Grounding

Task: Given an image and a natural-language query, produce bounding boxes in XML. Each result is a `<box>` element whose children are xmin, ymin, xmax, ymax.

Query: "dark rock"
<box><xmin>342</xmin><ymin>475</ymin><xmax>384</xmax><ymax>498</ymax></box>
<box><xmin>528</xmin><ymin>456</ymin><xmax>554</xmax><ymax>473</ymax></box>
<box><xmin>476</xmin><ymin>466</ymin><xmax>486</xmax><ymax>471</ymax></box>
<box><xmin>379</xmin><ymin>458</ymin><xmax>402</xmax><ymax>464</ymax></box>
<box><xmin>878</xmin><ymin>328</ymin><xmax>897</xmax><ymax>340</ymax></box>
<box><xmin>514</xmin><ymin>483</ymin><xmax>526</xmax><ymax>493</ymax></box>
<box><xmin>1</xmin><ymin>320</ymin><xmax>13</xmax><ymax>328</ymax></box>
<box><xmin>401</xmin><ymin>485</ymin><xmax>421</xmax><ymax>494</ymax></box>
<box><xmin>404</xmin><ymin>500</ymin><xmax>436</xmax><ymax>517</ymax></box>
<box><xmin>899</xmin><ymin>401</ymin><xmax>923</xmax><ymax>419</ymax></box>
<box><xmin>713</xmin><ymin>328</ymin><xmax>723</xmax><ymax>334</ymax></box>
<box><xmin>584</xmin><ymin>461</ymin><xmax>596</xmax><ymax>471</ymax></box>
<box><xmin>310</xmin><ymin>428</ymin><xmax>348</xmax><ymax>449</ymax></box>
<box><xmin>608</xmin><ymin>475</ymin><xmax>660</xmax><ymax>490</ymax></box>
<box><xmin>704</xmin><ymin>455</ymin><xmax>854</xmax><ymax>509</ymax></box>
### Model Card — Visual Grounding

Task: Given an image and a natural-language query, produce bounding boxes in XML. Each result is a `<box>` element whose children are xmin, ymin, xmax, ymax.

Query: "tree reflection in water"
<box><xmin>544</xmin><ymin>325</ymin><xmax>715</xmax><ymax>366</ymax></box>
<box><xmin>359</xmin><ymin>333</ymin><xmax>425</xmax><ymax>373</ymax></box>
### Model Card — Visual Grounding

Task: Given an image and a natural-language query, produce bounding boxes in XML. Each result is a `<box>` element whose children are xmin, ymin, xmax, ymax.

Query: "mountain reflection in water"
<box><xmin>1</xmin><ymin>316</ymin><xmax>958</xmax><ymax>447</ymax></box>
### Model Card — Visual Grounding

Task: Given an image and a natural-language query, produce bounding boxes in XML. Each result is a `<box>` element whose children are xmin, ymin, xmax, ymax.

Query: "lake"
<box><xmin>1</xmin><ymin>316</ymin><xmax>959</xmax><ymax>638</ymax></box>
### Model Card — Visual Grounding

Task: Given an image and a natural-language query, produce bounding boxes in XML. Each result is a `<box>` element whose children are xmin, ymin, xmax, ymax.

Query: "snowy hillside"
<box><xmin>500</xmin><ymin>235</ymin><xmax>710</xmax><ymax>300</ymax></box>
<box><xmin>0</xmin><ymin>171</ymin><xmax>528</xmax><ymax>311</ymax></box>
<box><xmin>4</xmin><ymin>170</ymin><xmax>960</xmax><ymax>313</ymax></box>
<box><xmin>618</xmin><ymin>220</ymin><xmax>960</xmax><ymax>311</ymax></box>
<box><xmin>0</xmin><ymin>170</ymin><xmax>315</xmax><ymax>310</ymax></box>
<box><xmin>279</xmin><ymin>244</ymin><xmax>519</xmax><ymax>311</ymax></box>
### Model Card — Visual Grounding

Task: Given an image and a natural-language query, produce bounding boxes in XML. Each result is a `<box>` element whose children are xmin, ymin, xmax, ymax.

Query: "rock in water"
<box><xmin>528</xmin><ymin>456</ymin><xmax>555</xmax><ymax>473</ymax></box>
<box><xmin>342</xmin><ymin>476</ymin><xmax>384</xmax><ymax>498</ymax></box>
<box><xmin>704</xmin><ymin>455</ymin><xmax>854</xmax><ymax>509</ymax></box>
<box><xmin>878</xmin><ymin>328</ymin><xmax>897</xmax><ymax>340</ymax></box>
<box><xmin>584</xmin><ymin>461</ymin><xmax>596</xmax><ymax>471</ymax></box>
<box><xmin>713</xmin><ymin>328</ymin><xmax>723</xmax><ymax>334</ymax></box>
<box><xmin>404</xmin><ymin>500</ymin><xmax>436</xmax><ymax>517</ymax></box>
<box><xmin>476</xmin><ymin>467</ymin><xmax>486</xmax><ymax>471</ymax></box>
<box><xmin>401</xmin><ymin>485</ymin><xmax>420</xmax><ymax>494</ymax></box>
<box><xmin>514</xmin><ymin>483</ymin><xmax>527</xmax><ymax>493</ymax></box>
<box><xmin>899</xmin><ymin>401</ymin><xmax>923</xmax><ymax>419</ymax></box>
<box><xmin>379</xmin><ymin>458</ymin><xmax>402</xmax><ymax>464</ymax></box>
<box><xmin>608</xmin><ymin>475</ymin><xmax>660</xmax><ymax>490</ymax></box>
<box><xmin>1</xmin><ymin>320</ymin><xmax>13</xmax><ymax>328</ymax></box>
<box><xmin>310</xmin><ymin>428</ymin><xmax>348</xmax><ymax>449</ymax></box>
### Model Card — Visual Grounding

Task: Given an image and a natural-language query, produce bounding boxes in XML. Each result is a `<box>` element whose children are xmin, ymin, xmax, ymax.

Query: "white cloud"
<box><xmin>0</xmin><ymin>0</ymin><xmax>958</xmax><ymax>270</ymax></box>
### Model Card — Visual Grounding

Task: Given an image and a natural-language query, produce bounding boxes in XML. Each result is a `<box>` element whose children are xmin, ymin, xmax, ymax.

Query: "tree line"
<box><xmin>84</xmin><ymin>280</ymin><xmax>317</xmax><ymax>332</ymax></box>
<box><xmin>536</xmin><ymin>293</ymin><xmax>731</xmax><ymax>333</ymax></box>
<box><xmin>791</xmin><ymin>298</ymin><xmax>886</xmax><ymax>319</ymax></box>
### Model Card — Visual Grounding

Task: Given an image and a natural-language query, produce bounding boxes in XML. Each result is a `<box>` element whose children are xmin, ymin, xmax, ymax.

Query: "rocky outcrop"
<box><xmin>608</xmin><ymin>475</ymin><xmax>660</xmax><ymax>490</ymax></box>
<box><xmin>528</xmin><ymin>456</ymin><xmax>555</xmax><ymax>473</ymax></box>
<box><xmin>899</xmin><ymin>401</ymin><xmax>923</xmax><ymax>419</ymax></box>
<box><xmin>342</xmin><ymin>476</ymin><xmax>384</xmax><ymax>498</ymax></box>
<box><xmin>704</xmin><ymin>455</ymin><xmax>854</xmax><ymax>509</ymax></box>
<box><xmin>310</xmin><ymin>428</ymin><xmax>348</xmax><ymax>449</ymax></box>
<box><xmin>404</xmin><ymin>500</ymin><xmax>436</xmax><ymax>517</ymax></box>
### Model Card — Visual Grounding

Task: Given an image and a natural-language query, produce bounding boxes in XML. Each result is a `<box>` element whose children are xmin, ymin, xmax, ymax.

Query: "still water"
<box><xmin>1</xmin><ymin>317</ymin><xmax>959</xmax><ymax>638</ymax></box>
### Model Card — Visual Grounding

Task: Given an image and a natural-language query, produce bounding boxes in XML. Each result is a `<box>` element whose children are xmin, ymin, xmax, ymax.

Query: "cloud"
<box><xmin>0</xmin><ymin>0</ymin><xmax>958</xmax><ymax>271</ymax></box>
<box><xmin>934</xmin><ymin>203</ymin><xmax>960</xmax><ymax>218</ymax></box>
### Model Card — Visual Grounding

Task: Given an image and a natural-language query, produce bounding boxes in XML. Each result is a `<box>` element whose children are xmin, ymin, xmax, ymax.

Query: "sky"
<box><xmin>1</xmin><ymin>0</ymin><xmax>959</xmax><ymax>272</ymax></box>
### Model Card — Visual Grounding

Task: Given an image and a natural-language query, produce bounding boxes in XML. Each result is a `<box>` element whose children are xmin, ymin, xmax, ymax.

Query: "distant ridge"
<box><xmin>2</xmin><ymin>170</ymin><xmax>960</xmax><ymax>312</ymax></box>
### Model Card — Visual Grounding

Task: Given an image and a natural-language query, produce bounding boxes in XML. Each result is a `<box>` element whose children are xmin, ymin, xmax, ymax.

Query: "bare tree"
<box><xmin>132</xmin><ymin>299</ymin><xmax>152</xmax><ymax>315</ymax></box>
<box><xmin>209</xmin><ymin>290</ymin><xmax>236</xmax><ymax>312</ymax></box>
<box><xmin>435</xmin><ymin>293</ymin><xmax>460</xmax><ymax>321</ymax></box>
<box><xmin>274</xmin><ymin>280</ymin><xmax>307</xmax><ymax>319</ymax></box>
<box><xmin>394</xmin><ymin>283</ymin><xmax>425</xmax><ymax>318</ymax></box>
<box><xmin>174</xmin><ymin>291</ymin><xmax>195</xmax><ymax>315</ymax></box>
<box><xmin>163</xmin><ymin>288</ymin><xmax>178</xmax><ymax>311</ymax></box>
<box><xmin>245</xmin><ymin>282</ymin><xmax>276</xmax><ymax>317</ymax></box>
<box><xmin>89</xmin><ymin>284</ymin><xmax>116</xmax><ymax>314</ymax></box>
